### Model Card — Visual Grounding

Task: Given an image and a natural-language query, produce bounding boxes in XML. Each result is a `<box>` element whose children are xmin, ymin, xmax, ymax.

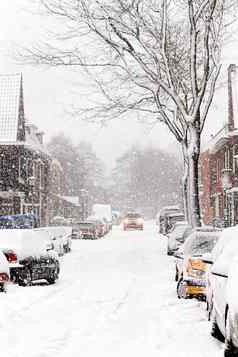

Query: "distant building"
<box><xmin>0</xmin><ymin>74</ymin><xmax>51</xmax><ymax>225</ymax></box>
<box><xmin>200</xmin><ymin>65</ymin><xmax>238</xmax><ymax>227</ymax></box>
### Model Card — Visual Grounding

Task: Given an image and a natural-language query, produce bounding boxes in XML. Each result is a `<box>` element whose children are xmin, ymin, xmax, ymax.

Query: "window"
<box><xmin>216</xmin><ymin>159</ymin><xmax>221</xmax><ymax>181</ymax></box>
<box><xmin>224</xmin><ymin>147</ymin><xmax>230</xmax><ymax>170</ymax></box>
<box><xmin>233</xmin><ymin>145</ymin><xmax>238</xmax><ymax>174</ymax></box>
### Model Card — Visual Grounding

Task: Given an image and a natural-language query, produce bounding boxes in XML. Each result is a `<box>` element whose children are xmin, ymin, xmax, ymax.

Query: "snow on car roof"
<box><xmin>212</xmin><ymin>225</ymin><xmax>238</xmax><ymax>263</ymax></box>
<box><xmin>167</xmin><ymin>212</ymin><xmax>184</xmax><ymax>217</ymax></box>
<box><xmin>183</xmin><ymin>231</ymin><xmax>221</xmax><ymax>256</ymax></box>
<box><xmin>0</xmin><ymin>229</ymin><xmax>47</xmax><ymax>260</ymax></box>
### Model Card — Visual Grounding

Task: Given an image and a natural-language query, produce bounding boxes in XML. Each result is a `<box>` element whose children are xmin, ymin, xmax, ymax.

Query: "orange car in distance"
<box><xmin>123</xmin><ymin>213</ymin><xmax>144</xmax><ymax>231</ymax></box>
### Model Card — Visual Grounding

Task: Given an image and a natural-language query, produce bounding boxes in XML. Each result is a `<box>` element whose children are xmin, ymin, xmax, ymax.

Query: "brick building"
<box><xmin>200</xmin><ymin>65</ymin><xmax>238</xmax><ymax>227</ymax></box>
<box><xmin>0</xmin><ymin>74</ymin><xmax>53</xmax><ymax>225</ymax></box>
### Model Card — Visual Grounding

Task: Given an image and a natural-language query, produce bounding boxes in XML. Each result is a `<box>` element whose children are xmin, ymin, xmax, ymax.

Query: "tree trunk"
<box><xmin>181</xmin><ymin>142</ymin><xmax>190</xmax><ymax>223</ymax></box>
<box><xmin>187</xmin><ymin>126</ymin><xmax>201</xmax><ymax>228</ymax></box>
<box><xmin>182</xmin><ymin>161</ymin><xmax>190</xmax><ymax>223</ymax></box>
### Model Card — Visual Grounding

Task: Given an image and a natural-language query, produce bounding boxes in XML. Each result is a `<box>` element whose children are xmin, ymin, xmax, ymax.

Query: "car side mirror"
<box><xmin>201</xmin><ymin>252</ymin><xmax>213</xmax><ymax>265</ymax></box>
<box><xmin>174</xmin><ymin>253</ymin><xmax>184</xmax><ymax>260</ymax></box>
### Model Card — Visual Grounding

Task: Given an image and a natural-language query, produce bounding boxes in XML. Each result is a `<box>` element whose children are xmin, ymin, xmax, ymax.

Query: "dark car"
<box><xmin>123</xmin><ymin>213</ymin><xmax>144</xmax><ymax>231</ymax></box>
<box><xmin>76</xmin><ymin>222</ymin><xmax>99</xmax><ymax>239</ymax></box>
<box><xmin>5</xmin><ymin>251</ymin><xmax>60</xmax><ymax>286</ymax></box>
<box><xmin>0</xmin><ymin>229</ymin><xmax>60</xmax><ymax>286</ymax></box>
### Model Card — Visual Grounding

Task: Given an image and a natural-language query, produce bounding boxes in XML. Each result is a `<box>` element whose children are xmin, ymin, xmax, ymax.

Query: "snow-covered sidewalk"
<box><xmin>1</xmin><ymin>222</ymin><xmax>223</xmax><ymax>357</ymax></box>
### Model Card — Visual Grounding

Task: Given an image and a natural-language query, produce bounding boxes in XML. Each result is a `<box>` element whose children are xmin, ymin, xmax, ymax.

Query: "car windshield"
<box><xmin>183</xmin><ymin>232</ymin><xmax>220</xmax><ymax>256</ymax></box>
<box><xmin>77</xmin><ymin>223</ymin><xmax>94</xmax><ymax>229</ymax></box>
<box><xmin>126</xmin><ymin>214</ymin><xmax>141</xmax><ymax>218</ymax></box>
<box><xmin>170</xmin><ymin>225</ymin><xmax>188</xmax><ymax>241</ymax></box>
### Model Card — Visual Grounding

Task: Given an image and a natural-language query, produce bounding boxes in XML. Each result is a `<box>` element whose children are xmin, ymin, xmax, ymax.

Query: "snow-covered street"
<box><xmin>1</xmin><ymin>222</ymin><xmax>224</xmax><ymax>357</ymax></box>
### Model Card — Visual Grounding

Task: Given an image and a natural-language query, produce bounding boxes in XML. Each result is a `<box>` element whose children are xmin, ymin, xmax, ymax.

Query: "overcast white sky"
<box><xmin>0</xmin><ymin>1</ymin><xmax>238</xmax><ymax>168</ymax></box>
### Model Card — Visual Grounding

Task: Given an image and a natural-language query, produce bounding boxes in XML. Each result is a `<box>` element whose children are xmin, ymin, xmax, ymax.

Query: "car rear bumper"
<box><xmin>82</xmin><ymin>234</ymin><xmax>95</xmax><ymax>239</ymax></box>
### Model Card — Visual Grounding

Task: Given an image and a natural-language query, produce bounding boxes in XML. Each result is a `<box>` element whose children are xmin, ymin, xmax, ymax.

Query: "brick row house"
<box><xmin>200</xmin><ymin>64</ymin><xmax>238</xmax><ymax>227</ymax></box>
<box><xmin>0</xmin><ymin>74</ymin><xmax>82</xmax><ymax>225</ymax></box>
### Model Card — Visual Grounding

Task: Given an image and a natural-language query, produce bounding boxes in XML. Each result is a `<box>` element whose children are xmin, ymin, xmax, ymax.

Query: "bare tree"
<box><xmin>20</xmin><ymin>0</ymin><xmax>237</xmax><ymax>226</ymax></box>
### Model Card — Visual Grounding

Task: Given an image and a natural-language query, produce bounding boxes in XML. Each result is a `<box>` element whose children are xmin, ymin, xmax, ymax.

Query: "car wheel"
<box><xmin>0</xmin><ymin>283</ymin><xmax>6</xmax><ymax>292</ymax></box>
<box><xmin>224</xmin><ymin>310</ymin><xmax>238</xmax><ymax>356</ymax></box>
<box><xmin>19</xmin><ymin>269</ymin><xmax>31</xmax><ymax>287</ymax></box>
<box><xmin>177</xmin><ymin>278</ymin><xmax>188</xmax><ymax>299</ymax></box>
<box><xmin>210</xmin><ymin>304</ymin><xmax>224</xmax><ymax>342</ymax></box>
<box><xmin>47</xmin><ymin>277</ymin><xmax>56</xmax><ymax>285</ymax></box>
<box><xmin>47</xmin><ymin>269</ymin><xmax>58</xmax><ymax>284</ymax></box>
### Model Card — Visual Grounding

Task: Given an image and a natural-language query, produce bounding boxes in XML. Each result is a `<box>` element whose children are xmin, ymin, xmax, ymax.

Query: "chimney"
<box><xmin>228</xmin><ymin>64</ymin><xmax>237</xmax><ymax>131</ymax></box>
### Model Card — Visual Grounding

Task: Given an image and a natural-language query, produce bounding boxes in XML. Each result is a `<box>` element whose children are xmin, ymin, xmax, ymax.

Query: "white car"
<box><xmin>206</xmin><ymin>226</ymin><xmax>238</xmax><ymax>356</ymax></box>
<box><xmin>0</xmin><ymin>250</ymin><xmax>9</xmax><ymax>291</ymax></box>
<box><xmin>167</xmin><ymin>222</ymin><xmax>192</xmax><ymax>255</ymax></box>
<box><xmin>38</xmin><ymin>227</ymin><xmax>65</xmax><ymax>256</ymax></box>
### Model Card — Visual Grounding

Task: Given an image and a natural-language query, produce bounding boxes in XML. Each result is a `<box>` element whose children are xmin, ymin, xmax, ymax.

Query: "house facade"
<box><xmin>0</xmin><ymin>74</ymin><xmax>52</xmax><ymax>225</ymax></box>
<box><xmin>200</xmin><ymin>64</ymin><xmax>238</xmax><ymax>227</ymax></box>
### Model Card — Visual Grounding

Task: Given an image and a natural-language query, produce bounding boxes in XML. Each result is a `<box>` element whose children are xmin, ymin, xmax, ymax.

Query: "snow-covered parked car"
<box><xmin>0</xmin><ymin>229</ymin><xmax>60</xmax><ymax>286</ymax></box>
<box><xmin>0</xmin><ymin>250</ymin><xmax>9</xmax><ymax>292</ymax></box>
<box><xmin>167</xmin><ymin>221</ymin><xmax>192</xmax><ymax>255</ymax></box>
<box><xmin>38</xmin><ymin>226</ymin><xmax>65</xmax><ymax>256</ymax></box>
<box><xmin>204</xmin><ymin>226</ymin><xmax>238</xmax><ymax>356</ymax></box>
<box><xmin>175</xmin><ymin>227</ymin><xmax>221</xmax><ymax>300</ymax></box>
<box><xmin>60</xmin><ymin>226</ymin><xmax>72</xmax><ymax>252</ymax></box>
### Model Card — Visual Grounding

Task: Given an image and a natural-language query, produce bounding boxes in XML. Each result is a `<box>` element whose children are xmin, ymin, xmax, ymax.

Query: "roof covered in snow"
<box><xmin>58</xmin><ymin>195</ymin><xmax>81</xmax><ymax>207</ymax></box>
<box><xmin>0</xmin><ymin>74</ymin><xmax>24</xmax><ymax>143</ymax></box>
